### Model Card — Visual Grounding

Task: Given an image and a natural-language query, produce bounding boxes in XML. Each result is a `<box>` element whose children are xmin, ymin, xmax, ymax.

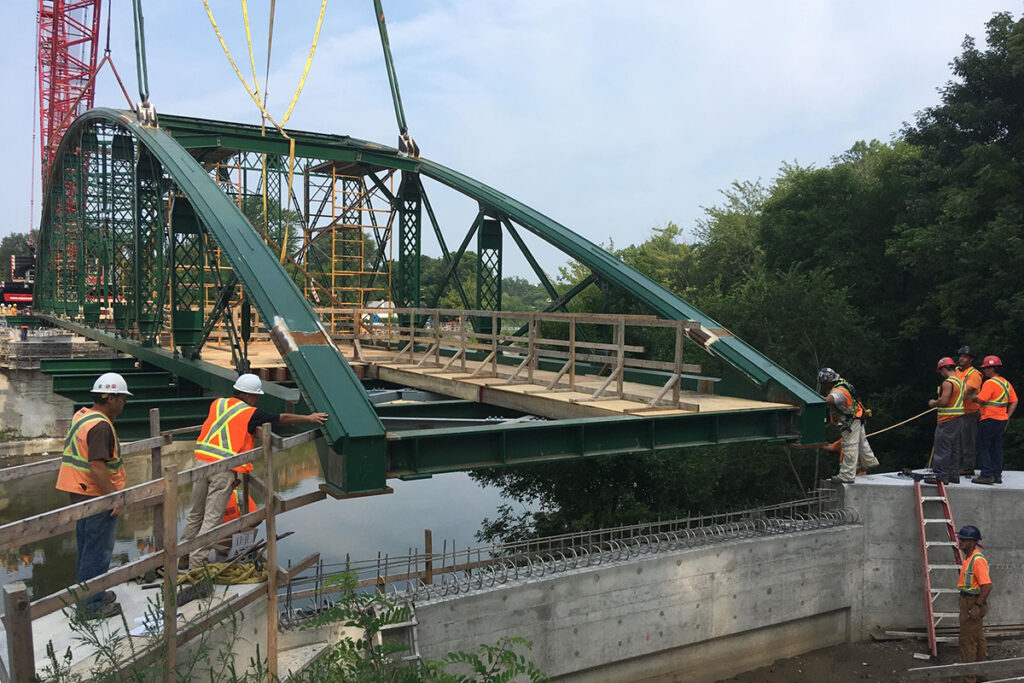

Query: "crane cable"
<box><xmin>202</xmin><ymin>0</ymin><xmax>328</xmax><ymax>262</ymax></box>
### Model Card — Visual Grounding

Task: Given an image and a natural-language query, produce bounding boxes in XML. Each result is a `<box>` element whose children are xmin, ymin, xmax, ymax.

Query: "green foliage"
<box><xmin>0</xmin><ymin>232</ymin><xmax>31</xmax><ymax>277</ymax></box>
<box><xmin>475</xmin><ymin>12</ymin><xmax>1024</xmax><ymax>542</ymax></box>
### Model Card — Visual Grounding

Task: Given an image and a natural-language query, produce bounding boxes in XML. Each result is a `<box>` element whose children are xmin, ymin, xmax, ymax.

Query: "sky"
<box><xmin>0</xmin><ymin>1</ymin><xmax>1017</xmax><ymax>279</ymax></box>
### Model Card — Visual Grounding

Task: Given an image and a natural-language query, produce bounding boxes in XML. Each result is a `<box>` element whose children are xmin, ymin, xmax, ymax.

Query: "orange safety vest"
<box><xmin>957</xmin><ymin>366</ymin><xmax>983</xmax><ymax>413</ymax></box>
<box><xmin>55</xmin><ymin>408</ymin><xmax>126</xmax><ymax>496</ymax></box>
<box><xmin>222</xmin><ymin>488</ymin><xmax>257</xmax><ymax>524</ymax></box>
<box><xmin>828</xmin><ymin>380</ymin><xmax>864</xmax><ymax>424</ymax></box>
<box><xmin>194</xmin><ymin>397</ymin><xmax>257</xmax><ymax>474</ymax></box>
<box><xmin>937</xmin><ymin>376</ymin><xmax>965</xmax><ymax>424</ymax></box>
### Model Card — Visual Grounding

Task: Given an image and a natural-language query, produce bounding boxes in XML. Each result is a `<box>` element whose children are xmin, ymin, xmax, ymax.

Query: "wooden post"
<box><xmin>491</xmin><ymin>312</ymin><xmax>499</xmax><ymax>376</ymax></box>
<box><xmin>424</xmin><ymin>529</ymin><xmax>433</xmax><ymax>585</ymax></box>
<box><xmin>616</xmin><ymin>318</ymin><xmax>626</xmax><ymax>398</ymax></box>
<box><xmin>4</xmin><ymin>581</ymin><xmax>34</xmax><ymax>682</ymax></box>
<box><xmin>161</xmin><ymin>464</ymin><xmax>179</xmax><ymax>683</ymax></box>
<box><xmin>527</xmin><ymin>314</ymin><xmax>536</xmax><ymax>384</ymax></box>
<box><xmin>262</xmin><ymin>422</ymin><xmax>278</xmax><ymax>678</ymax></box>
<box><xmin>459</xmin><ymin>316</ymin><xmax>467</xmax><ymax>372</ymax></box>
<box><xmin>569</xmin><ymin>315</ymin><xmax>576</xmax><ymax>391</ymax></box>
<box><xmin>673</xmin><ymin>322</ymin><xmax>683</xmax><ymax>407</ymax></box>
<box><xmin>150</xmin><ymin>408</ymin><xmax>164</xmax><ymax>550</ymax></box>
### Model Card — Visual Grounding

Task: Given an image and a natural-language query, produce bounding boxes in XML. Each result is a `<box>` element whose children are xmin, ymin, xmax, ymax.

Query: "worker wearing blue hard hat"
<box><xmin>956</xmin><ymin>524</ymin><xmax>992</xmax><ymax>681</ymax></box>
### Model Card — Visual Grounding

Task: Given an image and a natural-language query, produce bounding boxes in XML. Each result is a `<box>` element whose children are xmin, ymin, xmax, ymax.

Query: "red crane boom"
<box><xmin>37</xmin><ymin>0</ymin><xmax>102</xmax><ymax>182</ymax></box>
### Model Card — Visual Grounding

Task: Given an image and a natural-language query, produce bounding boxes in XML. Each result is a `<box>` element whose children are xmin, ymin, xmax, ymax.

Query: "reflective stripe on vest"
<box><xmin>831</xmin><ymin>380</ymin><xmax>864</xmax><ymax>419</ymax></box>
<box><xmin>977</xmin><ymin>377</ymin><xmax>1011</xmax><ymax>408</ymax></box>
<box><xmin>195</xmin><ymin>398</ymin><xmax>250</xmax><ymax>462</ymax></box>
<box><xmin>960</xmin><ymin>551</ymin><xmax>985</xmax><ymax>594</ymax></box>
<box><xmin>195</xmin><ymin>398</ymin><xmax>256</xmax><ymax>473</ymax></box>
<box><xmin>55</xmin><ymin>408</ymin><xmax>125</xmax><ymax>495</ymax></box>
<box><xmin>937</xmin><ymin>376</ymin><xmax>965</xmax><ymax>418</ymax></box>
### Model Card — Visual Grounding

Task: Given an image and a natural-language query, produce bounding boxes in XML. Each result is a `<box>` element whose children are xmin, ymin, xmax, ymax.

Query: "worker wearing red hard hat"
<box><xmin>955</xmin><ymin>346</ymin><xmax>983</xmax><ymax>477</ymax></box>
<box><xmin>970</xmin><ymin>355</ymin><xmax>1017</xmax><ymax>485</ymax></box>
<box><xmin>926</xmin><ymin>357</ymin><xmax>966</xmax><ymax>484</ymax></box>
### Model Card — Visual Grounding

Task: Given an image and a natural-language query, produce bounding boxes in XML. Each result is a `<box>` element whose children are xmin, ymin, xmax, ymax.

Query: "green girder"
<box><xmin>36</xmin><ymin>109</ymin><xmax>825</xmax><ymax>495</ymax></box>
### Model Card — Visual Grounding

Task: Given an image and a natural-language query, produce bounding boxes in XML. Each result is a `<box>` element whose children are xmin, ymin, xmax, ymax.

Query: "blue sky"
<box><xmin>0</xmin><ymin>1</ymin><xmax>1016</xmax><ymax>278</ymax></box>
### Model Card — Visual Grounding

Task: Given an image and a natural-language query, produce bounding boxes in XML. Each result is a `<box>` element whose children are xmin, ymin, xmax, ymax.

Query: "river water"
<box><xmin>0</xmin><ymin>441</ymin><xmax>515</xmax><ymax>603</ymax></box>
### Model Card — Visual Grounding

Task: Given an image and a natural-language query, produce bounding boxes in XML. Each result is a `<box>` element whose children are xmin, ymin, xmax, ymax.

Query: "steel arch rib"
<box><xmin>150</xmin><ymin>112</ymin><xmax>821</xmax><ymax>416</ymax></box>
<box><xmin>40</xmin><ymin>109</ymin><xmax>387</xmax><ymax>493</ymax></box>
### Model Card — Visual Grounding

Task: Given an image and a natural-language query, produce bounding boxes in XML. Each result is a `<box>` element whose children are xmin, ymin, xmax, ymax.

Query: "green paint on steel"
<box><xmin>386</xmin><ymin>408</ymin><xmax>798</xmax><ymax>477</ymax></box>
<box><xmin>151</xmin><ymin>112</ymin><xmax>822</xmax><ymax>427</ymax></box>
<box><xmin>37</xmin><ymin>110</ymin><xmax>388</xmax><ymax>494</ymax></box>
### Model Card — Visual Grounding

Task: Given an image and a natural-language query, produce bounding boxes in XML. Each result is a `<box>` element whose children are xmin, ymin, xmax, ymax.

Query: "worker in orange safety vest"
<box><xmin>817</xmin><ymin>367</ymin><xmax>878</xmax><ymax>484</ymax></box>
<box><xmin>970</xmin><ymin>355</ymin><xmax>1017</xmax><ymax>485</ymax></box>
<box><xmin>956</xmin><ymin>525</ymin><xmax>992</xmax><ymax>683</ymax></box>
<box><xmin>179</xmin><ymin>373</ymin><xmax>327</xmax><ymax>570</ymax></box>
<box><xmin>955</xmin><ymin>345</ymin><xmax>983</xmax><ymax>476</ymax></box>
<box><xmin>55</xmin><ymin>372</ymin><xmax>132</xmax><ymax>620</ymax></box>
<box><xmin>927</xmin><ymin>357</ymin><xmax>965</xmax><ymax>484</ymax></box>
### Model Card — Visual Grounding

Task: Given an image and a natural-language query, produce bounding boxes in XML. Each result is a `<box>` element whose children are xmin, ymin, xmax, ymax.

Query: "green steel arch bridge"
<box><xmin>33</xmin><ymin>108</ymin><xmax>825</xmax><ymax>496</ymax></box>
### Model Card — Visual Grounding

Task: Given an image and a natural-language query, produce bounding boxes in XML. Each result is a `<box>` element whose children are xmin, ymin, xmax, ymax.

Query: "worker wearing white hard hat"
<box><xmin>179</xmin><ymin>372</ymin><xmax>327</xmax><ymax>571</ymax></box>
<box><xmin>55</xmin><ymin>371</ymin><xmax>132</xmax><ymax>620</ymax></box>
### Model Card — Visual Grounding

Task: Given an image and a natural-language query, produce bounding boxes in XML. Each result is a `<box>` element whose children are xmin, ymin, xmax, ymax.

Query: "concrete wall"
<box><xmin>842</xmin><ymin>472</ymin><xmax>1024</xmax><ymax>638</ymax></box>
<box><xmin>414</xmin><ymin>526</ymin><xmax>864</xmax><ymax>681</ymax></box>
<box><xmin>0</xmin><ymin>369</ymin><xmax>73</xmax><ymax>437</ymax></box>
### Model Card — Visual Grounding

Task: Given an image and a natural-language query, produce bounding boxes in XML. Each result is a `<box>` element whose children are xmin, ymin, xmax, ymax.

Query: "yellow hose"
<box><xmin>177</xmin><ymin>561</ymin><xmax>268</xmax><ymax>586</ymax></box>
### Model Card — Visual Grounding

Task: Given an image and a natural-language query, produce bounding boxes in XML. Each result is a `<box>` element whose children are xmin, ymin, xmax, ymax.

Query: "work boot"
<box><xmin>78</xmin><ymin>600</ymin><xmax>123</xmax><ymax>621</ymax></box>
<box><xmin>960</xmin><ymin>468</ymin><xmax>975</xmax><ymax>476</ymax></box>
<box><xmin>948</xmin><ymin>475</ymin><xmax>960</xmax><ymax>484</ymax></box>
<box><xmin>995</xmin><ymin>476</ymin><xmax>1003</xmax><ymax>484</ymax></box>
<box><xmin>923</xmin><ymin>476</ymin><xmax>945</xmax><ymax>485</ymax></box>
<box><xmin>972</xmin><ymin>476</ymin><xmax>995</xmax><ymax>485</ymax></box>
<box><xmin>829</xmin><ymin>475</ymin><xmax>855</xmax><ymax>485</ymax></box>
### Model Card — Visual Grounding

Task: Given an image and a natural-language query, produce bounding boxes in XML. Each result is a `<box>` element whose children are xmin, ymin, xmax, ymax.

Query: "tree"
<box><xmin>0</xmin><ymin>232</ymin><xmax>32</xmax><ymax>280</ymax></box>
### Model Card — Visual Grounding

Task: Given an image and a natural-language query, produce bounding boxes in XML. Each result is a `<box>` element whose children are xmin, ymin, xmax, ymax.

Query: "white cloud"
<box><xmin>0</xmin><ymin>0</ymin><xmax>1013</xmax><ymax>278</ymax></box>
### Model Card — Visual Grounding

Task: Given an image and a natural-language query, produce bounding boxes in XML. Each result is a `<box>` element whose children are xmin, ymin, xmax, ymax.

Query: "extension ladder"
<box><xmin>913</xmin><ymin>480</ymin><xmax>964</xmax><ymax>657</ymax></box>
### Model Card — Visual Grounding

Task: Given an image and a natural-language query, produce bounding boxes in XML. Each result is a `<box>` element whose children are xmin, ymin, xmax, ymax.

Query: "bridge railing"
<box><xmin>278</xmin><ymin>490</ymin><xmax>858</xmax><ymax>625</ymax></box>
<box><xmin>332</xmin><ymin>307</ymin><xmax>715</xmax><ymax>410</ymax></box>
<box><xmin>0</xmin><ymin>410</ymin><xmax>325</xmax><ymax>682</ymax></box>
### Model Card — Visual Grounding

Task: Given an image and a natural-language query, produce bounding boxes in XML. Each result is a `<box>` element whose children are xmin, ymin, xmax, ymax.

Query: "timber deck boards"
<box><xmin>202</xmin><ymin>342</ymin><xmax>794</xmax><ymax>419</ymax></box>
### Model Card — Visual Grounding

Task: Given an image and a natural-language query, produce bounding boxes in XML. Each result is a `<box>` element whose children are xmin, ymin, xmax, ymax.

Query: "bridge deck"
<box><xmin>202</xmin><ymin>340</ymin><xmax>793</xmax><ymax>420</ymax></box>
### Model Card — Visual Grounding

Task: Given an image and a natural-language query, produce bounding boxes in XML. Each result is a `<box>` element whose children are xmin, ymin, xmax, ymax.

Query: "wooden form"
<box><xmin>0</xmin><ymin>413</ymin><xmax>326</xmax><ymax>679</ymax></box>
<box><xmin>339</xmin><ymin>307</ymin><xmax>709</xmax><ymax>411</ymax></box>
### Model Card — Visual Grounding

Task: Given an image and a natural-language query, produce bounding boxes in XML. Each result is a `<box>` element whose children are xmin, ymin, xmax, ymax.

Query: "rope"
<box><xmin>177</xmin><ymin>561</ymin><xmax>268</xmax><ymax>586</ymax></box>
<box><xmin>866</xmin><ymin>407</ymin><xmax>936</xmax><ymax>438</ymax></box>
<box><xmin>201</xmin><ymin>0</ymin><xmax>328</xmax><ymax>262</ymax></box>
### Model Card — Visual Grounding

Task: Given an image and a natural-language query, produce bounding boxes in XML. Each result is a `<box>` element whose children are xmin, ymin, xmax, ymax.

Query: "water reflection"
<box><xmin>0</xmin><ymin>442</ymin><xmax>510</xmax><ymax>603</ymax></box>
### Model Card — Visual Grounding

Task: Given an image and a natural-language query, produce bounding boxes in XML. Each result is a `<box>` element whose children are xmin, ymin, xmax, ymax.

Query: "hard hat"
<box><xmin>936</xmin><ymin>357</ymin><xmax>956</xmax><ymax>373</ymax></box>
<box><xmin>956</xmin><ymin>345</ymin><xmax>974</xmax><ymax>357</ymax></box>
<box><xmin>817</xmin><ymin>367</ymin><xmax>840</xmax><ymax>384</ymax></box>
<box><xmin>956</xmin><ymin>525</ymin><xmax>982</xmax><ymax>541</ymax></box>
<box><xmin>233</xmin><ymin>373</ymin><xmax>264</xmax><ymax>395</ymax></box>
<box><xmin>982</xmin><ymin>355</ymin><xmax>1002</xmax><ymax>368</ymax></box>
<box><xmin>91</xmin><ymin>372</ymin><xmax>133</xmax><ymax>396</ymax></box>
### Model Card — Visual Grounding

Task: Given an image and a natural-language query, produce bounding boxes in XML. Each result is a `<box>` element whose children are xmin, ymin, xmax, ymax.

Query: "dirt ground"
<box><xmin>721</xmin><ymin>637</ymin><xmax>1024</xmax><ymax>682</ymax></box>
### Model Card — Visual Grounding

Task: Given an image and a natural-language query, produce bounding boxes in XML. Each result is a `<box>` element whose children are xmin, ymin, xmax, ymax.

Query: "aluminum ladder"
<box><xmin>914</xmin><ymin>480</ymin><xmax>964</xmax><ymax>657</ymax></box>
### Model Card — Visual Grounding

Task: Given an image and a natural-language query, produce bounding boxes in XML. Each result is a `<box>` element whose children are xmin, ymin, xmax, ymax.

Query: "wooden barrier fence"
<box><xmin>0</xmin><ymin>409</ymin><xmax>326</xmax><ymax>682</ymax></box>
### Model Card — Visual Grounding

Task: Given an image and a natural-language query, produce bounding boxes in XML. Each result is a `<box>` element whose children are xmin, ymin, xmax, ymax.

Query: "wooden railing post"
<box><xmin>161</xmin><ymin>464</ymin><xmax>179</xmax><ymax>683</ymax></box>
<box><xmin>424</xmin><ymin>529</ymin><xmax>434</xmax><ymax>585</ymax></box>
<box><xmin>150</xmin><ymin>408</ymin><xmax>164</xmax><ymax>550</ymax></box>
<box><xmin>4</xmin><ymin>581</ymin><xmax>34</xmax><ymax>682</ymax></box>
<box><xmin>263</xmin><ymin>423</ymin><xmax>278</xmax><ymax>678</ymax></box>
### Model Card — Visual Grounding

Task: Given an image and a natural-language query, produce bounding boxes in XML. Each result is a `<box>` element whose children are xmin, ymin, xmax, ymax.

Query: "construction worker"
<box><xmin>955</xmin><ymin>346</ymin><xmax>983</xmax><ymax>476</ymax></box>
<box><xmin>179</xmin><ymin>373</ymin><xmax>327</xmax><ymax>570</ymax></box>
<box><xmin>971</xmin><ymin>355</ymin><xmax>1017</xmax><ymax>485</ymax></box>
<box><xmin>956</xmin><ymin>525</ymin><xmax>992</xmax><ymax>683</ymax></box>
<box><xmin>926</xmin><ymin>357</ymin><xmax>964</xmax><ymax>484</ymax></box>
<box><xmin>54</xmin><ymin>372</ymin><xmax>132</xmax><ymax>620</ymax></box>
<box><xmin>817</xmin><ymin>368</ymin><xmax>878</xmax><ymax>484</ymax></box>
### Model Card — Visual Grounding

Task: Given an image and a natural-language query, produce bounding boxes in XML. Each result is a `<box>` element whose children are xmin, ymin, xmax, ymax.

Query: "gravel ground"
<box><xmin>721</xmin><ymin>637</ymin><xmax>1024</xmax><ymax>682</ymax></box>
